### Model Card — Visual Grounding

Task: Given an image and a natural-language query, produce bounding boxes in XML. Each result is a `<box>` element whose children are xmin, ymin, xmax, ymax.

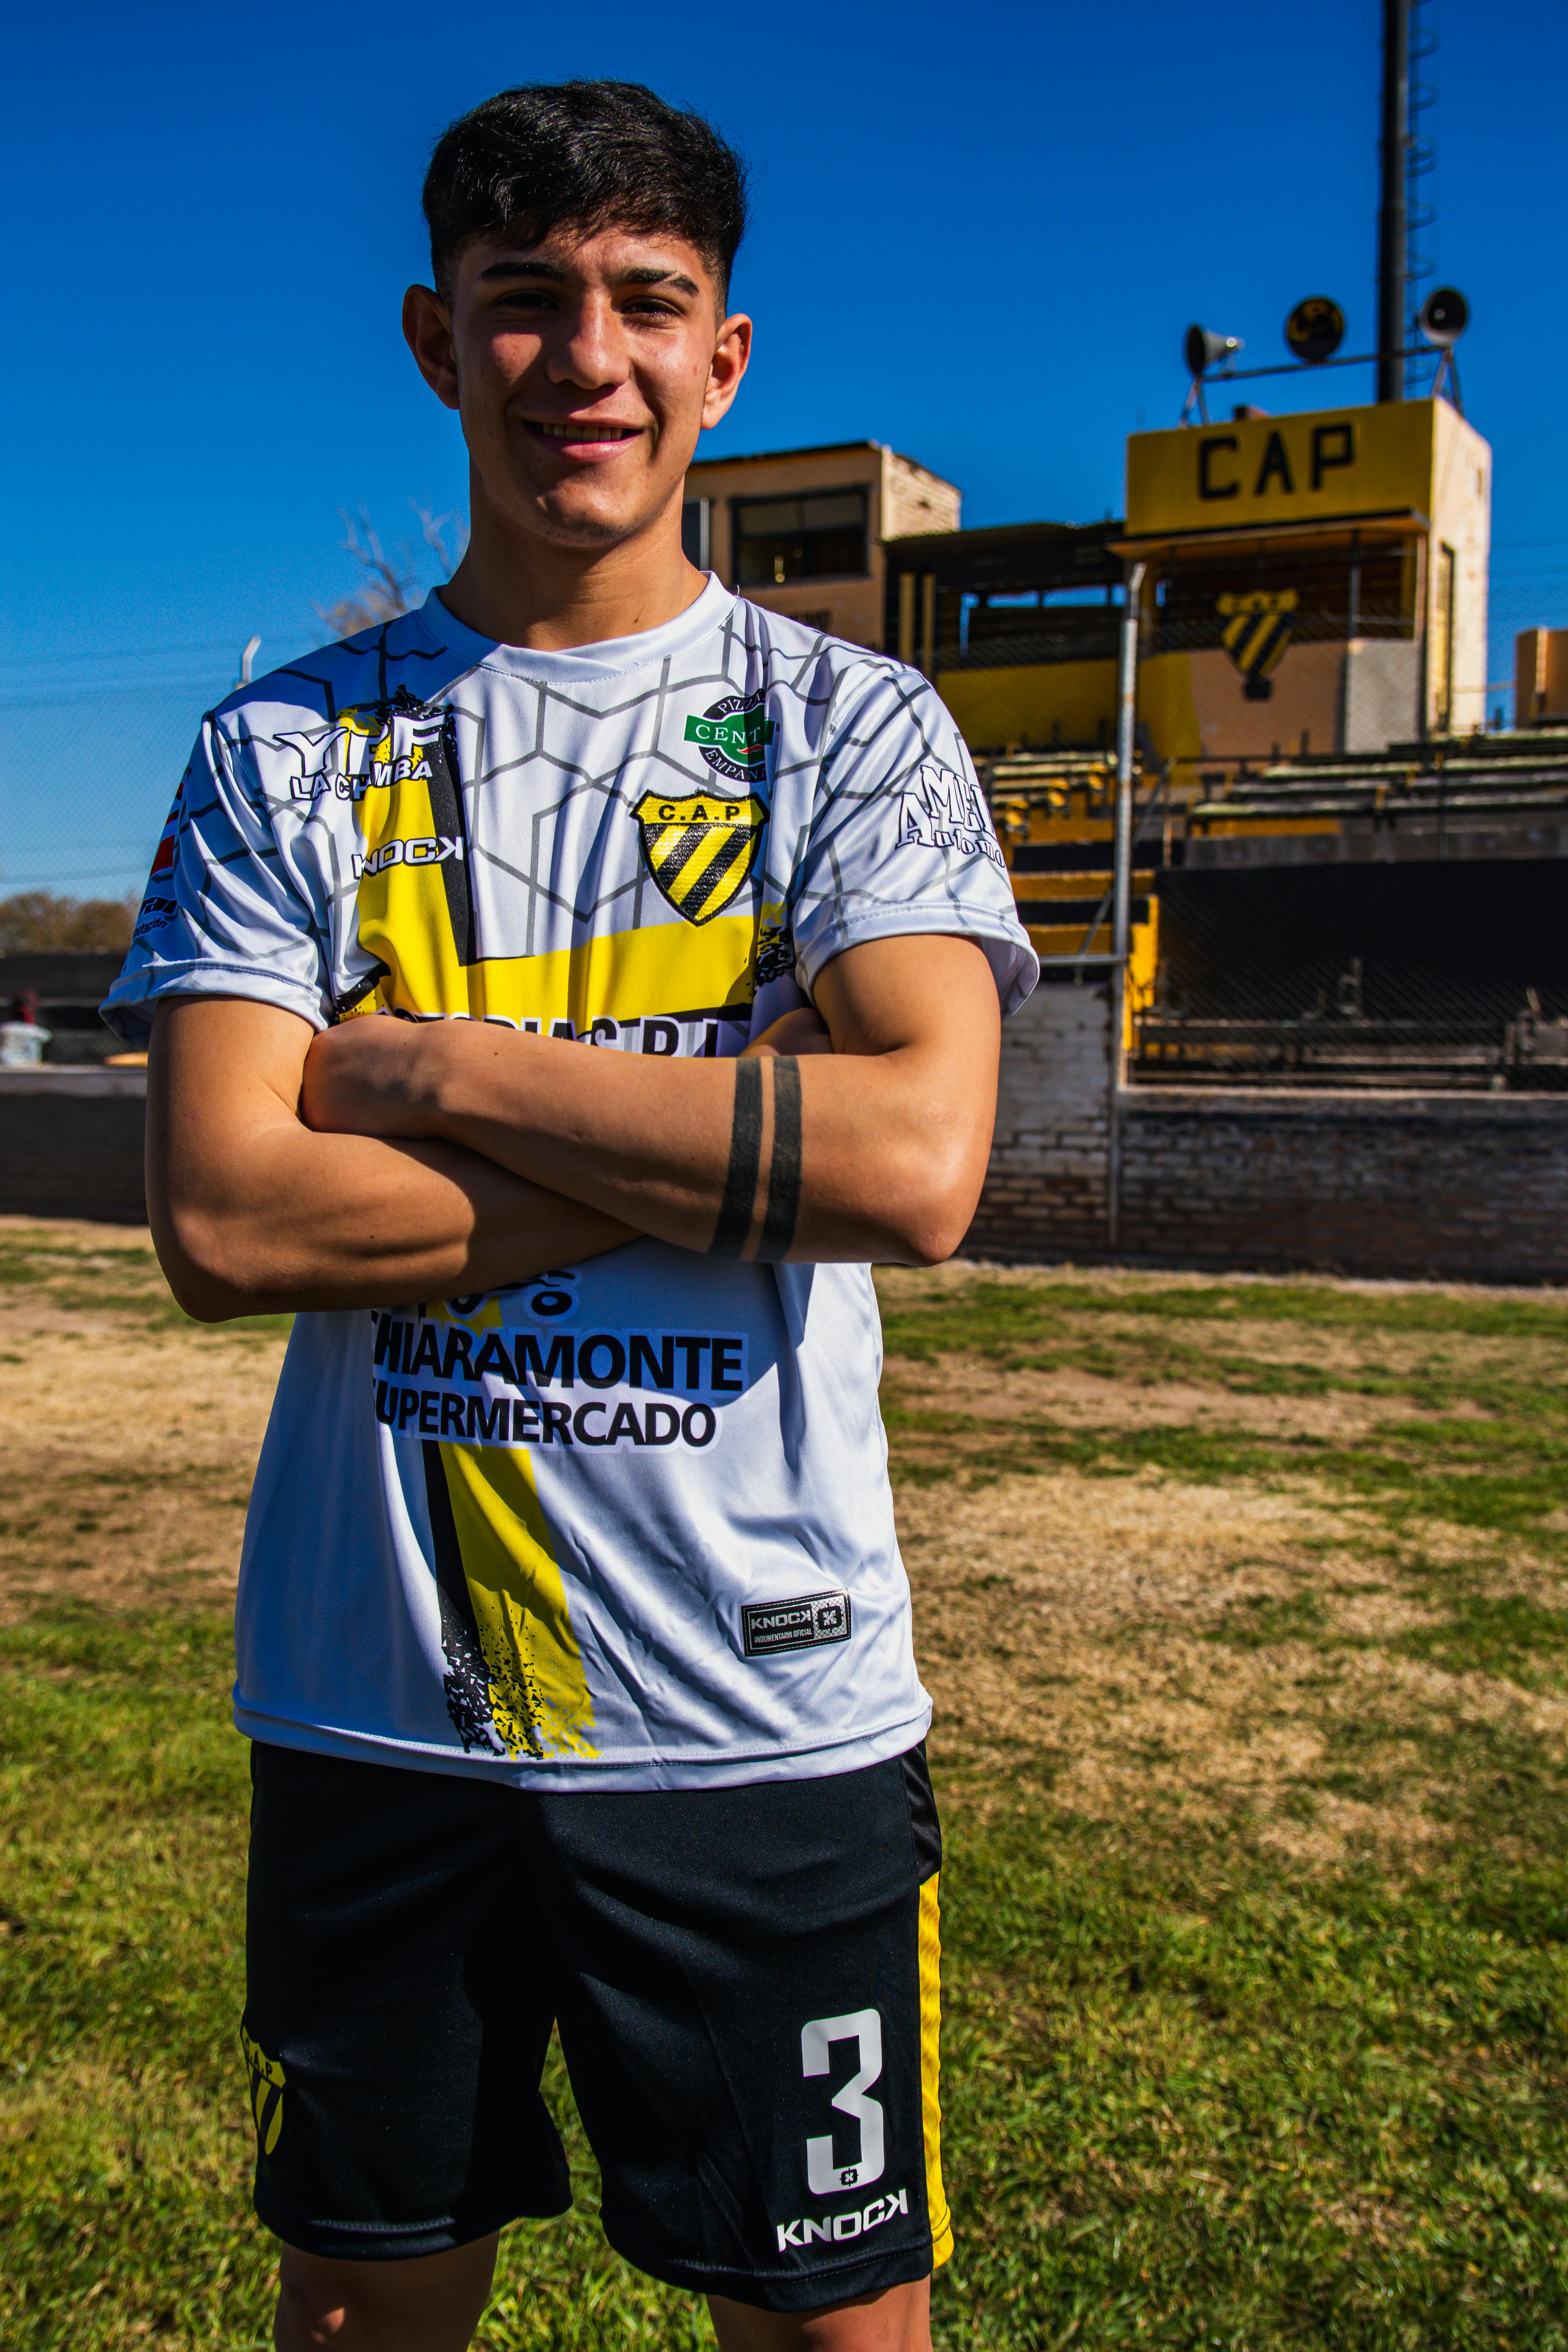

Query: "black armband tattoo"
<box><xmin>710</xmin><ymin>1057</ymin><xmax>764</xmax><ymax>1257</ymax></box>
<box><xmin>757</xmin><ymin>1057</ymin><xmax>803</xmax><ymax>1263</ymax></box>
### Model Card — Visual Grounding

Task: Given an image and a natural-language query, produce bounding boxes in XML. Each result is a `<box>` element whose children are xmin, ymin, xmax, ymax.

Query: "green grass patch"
<box><xmin>0</xmin><ymin>1228</ymin><xmax>290</xmax><ymax>1337</ymax></box>
<box><xmin>8</xmin><ymin>1605</ymin><xmax>1568</xmax><ymax>2347</ymax></box>
<box><xmin>9</xmin><ymin>1261</ymin><xmax>1568</xmax><ymax>2345</ymax></box>
<box><xmin>881</xmin><ymin>1277</ymin><xmax>1568</xmax><ymax>1355</ymax></box>
<box><xmin>882</xmin><ymin>1276</ymin><xmax>1568</xmax><ymax>1553</ymax></box>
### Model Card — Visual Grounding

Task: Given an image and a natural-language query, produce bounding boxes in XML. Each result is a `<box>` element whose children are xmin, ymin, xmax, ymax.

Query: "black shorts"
<box><xmin>241</xmin><ymin>1740</ymin><xmax>952</xmax><ymax>2314</ymax></box>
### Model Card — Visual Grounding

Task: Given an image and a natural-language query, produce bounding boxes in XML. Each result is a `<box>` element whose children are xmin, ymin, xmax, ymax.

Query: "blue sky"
<box><xmin>3</xmin><ymin>0</ymin><xmax>1563</xmax><ymax>892</ymax></box>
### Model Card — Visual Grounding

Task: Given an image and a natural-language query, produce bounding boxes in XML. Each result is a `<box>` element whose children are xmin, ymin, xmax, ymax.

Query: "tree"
<box><xmin>316</xmin><ymin>501</ymin><xmax>469</xmax><ymax>640</ymax></box>
<box><xmin>0</xmin><ymin>892</ymin><xmax>136</xmax><ymax>953</ymax></box>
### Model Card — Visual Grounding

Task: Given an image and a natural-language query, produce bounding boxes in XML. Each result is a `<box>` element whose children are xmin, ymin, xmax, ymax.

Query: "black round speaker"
<box><xmin>1285</xmin><ymin>296</ymin><xmax>1346</xmax><ymax>364</ymax></box>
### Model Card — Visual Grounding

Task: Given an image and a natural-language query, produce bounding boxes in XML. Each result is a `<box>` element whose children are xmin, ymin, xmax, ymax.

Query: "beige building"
<box><xmin>1119</xmin><ymin>396</ymin><xmax>1493</xmax><ymax>768</ymax></box>
<box><xmin>1517</xmin><ymin>629</ymin><xmax>1568</xmax><ymax>722</ymax></box>
<box><xmin>682</xmin><ymin>440</ymin><xmax>961</xmax><ymax>649</ymax></box>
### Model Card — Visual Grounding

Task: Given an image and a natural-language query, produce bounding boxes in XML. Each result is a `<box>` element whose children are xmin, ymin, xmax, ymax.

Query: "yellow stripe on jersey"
<box><xmin>359</xmin><ymin>898</ymin><xmax>760</xmax><ymax>1028</ymax></box>
<box><xmin>438</xmin><ymin>1439</ymin><xmax>599</xmax><ymax>1760</ymax></box>
<box><xmin>241</xmin><ymin>2026</ymin><xmax>286</xmax><ymax>2158</ymax></box>
<box><xmin>919</xmin><ymin>1874</ymin><xmax>953</xmax><ymax>2267</ymax></box>
<box><xmin>348</xmin><ymin>753</ymin><xmax>762</xmax><ymax>1027</ymax></box>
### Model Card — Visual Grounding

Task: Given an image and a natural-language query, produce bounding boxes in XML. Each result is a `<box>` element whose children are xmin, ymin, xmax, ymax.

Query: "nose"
<box><xmin>547</xmin><ymin>287</ymin><xmax>630</xmax><ymax>394</ymax></box>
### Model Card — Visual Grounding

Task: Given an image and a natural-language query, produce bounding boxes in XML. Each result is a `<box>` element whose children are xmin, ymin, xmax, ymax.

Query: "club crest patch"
<box><xmin>682</xmin><ymin>689</ymin><xmax>775</xmax><ymax>786</ymax></box>
<box><xmin>632</xmin><ymin>790</ymin><xmax>768</xmax><ymax>925</ymax></box>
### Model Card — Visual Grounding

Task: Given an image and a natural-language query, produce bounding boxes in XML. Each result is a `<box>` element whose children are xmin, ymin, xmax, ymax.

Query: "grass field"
<box><xmin>5</xmin><ymin>1222</ymin><xmax>1568</xmax><ymax>2346</ymax></box>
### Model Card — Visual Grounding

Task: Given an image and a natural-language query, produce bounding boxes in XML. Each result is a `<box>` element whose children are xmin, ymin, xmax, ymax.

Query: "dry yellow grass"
<box><xmin>4</xmin><ymin>1223</ymin><xmax>1567</xmax><ymax>1882</ymax></box>
<box><xmin>0</xmin><ymin>1218</ymin><xmax>285</xmax><ymax>1619</ymax></box>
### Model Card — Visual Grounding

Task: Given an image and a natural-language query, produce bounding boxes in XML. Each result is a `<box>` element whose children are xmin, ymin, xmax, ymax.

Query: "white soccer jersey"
<box><xmin>105</xmin><ymin>579</ymin><xmax>1037</xmax><ymax>1789</ymax></box>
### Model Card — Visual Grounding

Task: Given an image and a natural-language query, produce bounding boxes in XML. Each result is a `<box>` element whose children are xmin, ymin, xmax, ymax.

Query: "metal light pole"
<box><xmin>1377</xmin><ymin>0</ymin><xmax>1410</xmax><ymax>402</ymax></box>
<box><xmin>236</xmin><ymin>635</ymin><xmax>261</xmax><ymax>690</ymax></box>
<box><xmin>1107</xmin><ymin>561</ymin><xmax>1146</xmax><ymax>1251</ymax></box>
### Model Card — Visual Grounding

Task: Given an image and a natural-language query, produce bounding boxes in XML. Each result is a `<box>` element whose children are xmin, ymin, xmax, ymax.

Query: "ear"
<box><xmin>403</xmin><ymin>285</ymin><xmax>461</xmax><ymax>412</ymax></box>
<box><xmin>701</xmin><ymin>311</ymin><xmax>753</xmax><ymax>430</ymax></box>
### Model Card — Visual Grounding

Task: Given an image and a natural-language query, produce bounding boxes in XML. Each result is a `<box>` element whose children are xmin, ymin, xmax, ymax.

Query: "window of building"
<box><xmin>681</xmin><ymin>497</ymin><xmax>711</xmax><ymax>570</ymax></box>
<box><xmin>733</xmin><ymin>490</ymin><xmax>868</xmax><ymax>586</ymax></box>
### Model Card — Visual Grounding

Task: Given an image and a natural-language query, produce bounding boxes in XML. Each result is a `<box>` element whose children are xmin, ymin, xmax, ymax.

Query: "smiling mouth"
<box><xmin>527</xmin><ymin>420</ymin><xmax>641</xmax><ymax>444</ymax></box>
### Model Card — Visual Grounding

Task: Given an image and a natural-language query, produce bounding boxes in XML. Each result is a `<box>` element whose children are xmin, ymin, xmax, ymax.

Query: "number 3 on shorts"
<box><xmin>800</xmin><ymin>2008</ymin><xmax>886</xmax><ymax>2195</ymax></box>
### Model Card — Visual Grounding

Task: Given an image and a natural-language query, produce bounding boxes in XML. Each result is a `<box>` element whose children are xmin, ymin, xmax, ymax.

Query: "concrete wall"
<box><xmin>0</xmin><ymin>1070</ymin><xmax>147</xmax><ymax>1223</ymax></box>
<box><xmin>1516</xmin><ymin>628</ymin><xmax>1568</xmax><ymax>723</ymax></box>
<box><xmin>968</xmin><ymin>981</ymin><xmax>1568</xmax><ymax>1284</ymax></box>
<box><xmin>1430</xmin><ymin>396</ymin><xmax>1492</xmax><ymax>739</ymax></box>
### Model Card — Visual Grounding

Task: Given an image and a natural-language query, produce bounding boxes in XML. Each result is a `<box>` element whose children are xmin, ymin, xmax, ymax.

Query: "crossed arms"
<box><xmin>148</xmin><ymin>932</ymin><xmax>1002</xmax><ymax>1321</ymax></box>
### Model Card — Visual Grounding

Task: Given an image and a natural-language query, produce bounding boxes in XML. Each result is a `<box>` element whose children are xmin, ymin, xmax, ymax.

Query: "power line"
<box><xmin>0</xmin><ymin>637</ymin><xmax>237</xmax><ymax>673</ymax></box>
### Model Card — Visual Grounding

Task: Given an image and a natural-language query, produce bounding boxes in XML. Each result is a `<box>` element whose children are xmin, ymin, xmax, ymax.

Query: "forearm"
<box><xmin>312</xmin><ymin>1029</ymin><xmax>980</xmax><ymax>1267</ymax></box>
<box><xmin>148</xmin><ymin>1002</ymin><xmax>635</xmax><ymax>1319</ymax></box>
<box><xmin>156</xmin><ymin>1125</ymin><xmax>633</xmax><ymax>1319</ymax></box>
<box><xmin>299</xmin><ymin>938</ymin><xmax>1002</xmax><ymax>1268</ymax></box>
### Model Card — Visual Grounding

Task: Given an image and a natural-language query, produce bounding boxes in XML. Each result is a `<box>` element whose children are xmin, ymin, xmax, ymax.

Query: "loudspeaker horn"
<box><xmin>1418</xmin><ymin>288</ymin><xmax>1468</xmax><ymax>348</ymax></box>
<box><xmin>1184</xmin><ymin>324</ymin><xmax>1243</xmax><ymax>377</ymax></box>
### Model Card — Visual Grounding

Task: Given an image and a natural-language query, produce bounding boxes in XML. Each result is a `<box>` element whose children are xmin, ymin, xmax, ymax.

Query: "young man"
<box><xmin>106</xmin><ymin>80</ymin><xmax>1035</xmax><ymax>2352</ymax></box>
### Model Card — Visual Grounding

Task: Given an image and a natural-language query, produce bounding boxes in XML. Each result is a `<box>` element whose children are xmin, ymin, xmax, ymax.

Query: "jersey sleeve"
<box><xmin>100</xmin><ymin>711</ymin><xmax>331</xmax><ymax>1045</ymax></box>
<box><xmin>787</xmin><ymin>664</ymin><xmax>1038</xmax><ymax>1015</ymax></box>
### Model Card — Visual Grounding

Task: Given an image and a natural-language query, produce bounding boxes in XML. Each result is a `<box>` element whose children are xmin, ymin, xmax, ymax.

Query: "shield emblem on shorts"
<box><xmin>632</xmin><ymin>791</ymin><xmax>768</xmax><ymax>925</ymax></box>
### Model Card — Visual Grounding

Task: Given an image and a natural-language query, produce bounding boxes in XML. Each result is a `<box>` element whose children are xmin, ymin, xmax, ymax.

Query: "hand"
<box><xmin>740</xmin><ymin>1006</ymin><xmax>833</xmax><ymax>1060</ymax></box>
<box><xmin>300</xmin><ymin>1015</ymin><xmax>452</xmax><ymax>1138</ymax></box>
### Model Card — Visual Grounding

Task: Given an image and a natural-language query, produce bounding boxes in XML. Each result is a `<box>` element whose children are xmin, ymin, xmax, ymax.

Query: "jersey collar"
<box><xmin>413</xmin><ymin>573</ymin><xmax>734</xmax><ymax>686</ymax></box>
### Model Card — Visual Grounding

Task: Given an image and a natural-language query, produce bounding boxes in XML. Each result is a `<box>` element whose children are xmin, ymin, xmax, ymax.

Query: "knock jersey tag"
<box><xmin>742</xmin><ymin>1592</ymin><xmax>852</xmax><ymax>1658</ymax></box>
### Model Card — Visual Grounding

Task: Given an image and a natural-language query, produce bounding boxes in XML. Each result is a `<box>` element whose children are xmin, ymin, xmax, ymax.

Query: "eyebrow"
<box><xmin>477</xmin><ymin>257</ymin><xmax>702</xmax><ymax>297</ymax></box>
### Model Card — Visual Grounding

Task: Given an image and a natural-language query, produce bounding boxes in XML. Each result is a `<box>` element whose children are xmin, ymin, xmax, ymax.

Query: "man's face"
<box><xmin>405</xmin><ymin>225</ymin><xmax>750</xmax><ymax>552</ymax></box>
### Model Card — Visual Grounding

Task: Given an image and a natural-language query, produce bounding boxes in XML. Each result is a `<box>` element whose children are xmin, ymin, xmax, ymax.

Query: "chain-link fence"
<box><xmin>0</xmin><ymin>644</ymin><xmax>242</xmax><ymax>906</ymax></box>
<box><xmin>1131</xmin><ymin>847</ymin><xmax>1568</xmax><ymax>1092</ymax></box>
<box><xmin>0</xmin><ymin>645</ymin><xmax>243</xmax><ymax>1063</ymax></box>
<box><xmin>1116</xmin><ymin>566</ymin><xmax>1568</xmax><ymax>1092</ymax></box>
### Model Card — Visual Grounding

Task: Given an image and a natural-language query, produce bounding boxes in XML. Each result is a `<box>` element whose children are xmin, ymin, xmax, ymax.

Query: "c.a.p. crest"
<box><xmin>632</xmin><ymin>791</ymin><xmax>768</xmax><ymax>926</ymax></box>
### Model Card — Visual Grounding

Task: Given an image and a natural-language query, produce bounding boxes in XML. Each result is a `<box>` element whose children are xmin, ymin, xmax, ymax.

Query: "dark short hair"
<box><xmin>423</xmin><ymin>81</ymin><xmax>748</xmax><ymax>307</ymax></box>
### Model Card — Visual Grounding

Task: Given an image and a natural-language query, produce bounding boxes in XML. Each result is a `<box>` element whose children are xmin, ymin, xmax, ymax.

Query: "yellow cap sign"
<box><xmin>1125</xmin><ymin>400</ymin><xmax>1440</xmax><ymax>538</ymax></box>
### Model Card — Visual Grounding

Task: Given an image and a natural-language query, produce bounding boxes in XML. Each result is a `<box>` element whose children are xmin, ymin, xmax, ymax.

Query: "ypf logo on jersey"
<box><xmin>632</xmin><ymin>788</ymin><xmax>768</xmax><ymax>926</ymax></box>
<box><xmin>683</xmin><ymin>687</ymin><xmax>775</xmax><ymax>785</ymax></box>
<box><xmin>277</xmin><ymin>693</ymin><xmax>449</xmax><ymax>804</ymax></box>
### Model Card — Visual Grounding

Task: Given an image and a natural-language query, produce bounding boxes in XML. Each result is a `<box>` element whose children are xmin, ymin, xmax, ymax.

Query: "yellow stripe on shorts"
<box><xmin>919</xmin><ymin>1873</ymin><xmax>953</xmax><ymax>2265</ymax></box>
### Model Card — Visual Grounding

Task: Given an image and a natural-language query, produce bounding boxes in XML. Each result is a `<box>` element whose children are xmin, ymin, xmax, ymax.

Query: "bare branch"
<box><xmin>313</xmin><ymin>500</ymin><xmax>469</xmax><ymax>640</ymax></box>
<box><xmin>411</xmin><ymin>499</ymin><xmax>469</xmax><ymax>579</ymax></box>
<box><xmin>313</xmin><ymin>505</ymin><xmax>420</xmax><ymax>641</ymax></box>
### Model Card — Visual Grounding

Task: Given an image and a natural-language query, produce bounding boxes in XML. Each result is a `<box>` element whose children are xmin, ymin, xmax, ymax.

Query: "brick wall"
<box><xmin>1117</xmin><ymin>1090</ymin><xmax>1568</xmax><ymax>1283</ymax></box>
<box><xmin>968</xmin><ymin>984</ymin><xmax>1568</xmax><ymax>1283</ymax></box>
<box><xmin>965</xmin><ymin>976</ymin><xmax>1112</xmax><ymax>1259</ymax></box>
<box><xmin>6</xmin><ymin>1033</ymin><xmax>1567</xmax><ymax>1284</ymax></box>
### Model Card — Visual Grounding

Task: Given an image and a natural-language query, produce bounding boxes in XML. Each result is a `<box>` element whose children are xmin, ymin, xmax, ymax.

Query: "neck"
<box><xmin>435</xmin><ymin>478</ymin><xmax>708</xmax><ymax>651</ymax></box>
